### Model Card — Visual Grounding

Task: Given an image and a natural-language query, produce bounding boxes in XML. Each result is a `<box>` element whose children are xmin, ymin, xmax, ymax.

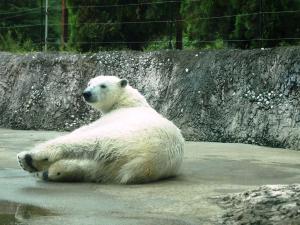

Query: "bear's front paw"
<box><xmin>17</xmin><ymin>151</ymin><xmax>38</xmax><ymax>172</ymax></box>
<box><xmin>17</xmin><ymin>151</ymin><xmax>52</xmax><ymax>172</ymax></box>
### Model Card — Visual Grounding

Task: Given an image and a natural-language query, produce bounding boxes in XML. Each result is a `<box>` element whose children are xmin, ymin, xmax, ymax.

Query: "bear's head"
<box><xmin>82</xmin><ymin>76</ymin><xmax>129</xmax><ymax>113</ymax></box>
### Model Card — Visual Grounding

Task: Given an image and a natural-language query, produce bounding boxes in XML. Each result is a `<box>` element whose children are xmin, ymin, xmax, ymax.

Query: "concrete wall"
<box><xmin>0</xmin><ymin>48</ymin><xmax>299</xmax><ymax>149</ymax></box>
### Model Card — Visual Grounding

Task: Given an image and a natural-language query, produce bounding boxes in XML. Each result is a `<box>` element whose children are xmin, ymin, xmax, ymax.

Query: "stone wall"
<box><xmin>0</xmin><ymin>48</ymin><xmax>299</xmax><ymax>149</ymax></box>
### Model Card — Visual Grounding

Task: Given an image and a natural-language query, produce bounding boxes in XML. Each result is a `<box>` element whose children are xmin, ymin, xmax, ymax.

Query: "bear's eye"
<box><xmin>100</xmin><ymin>84</ymin><xmax>107</xmax><ymax>89</ymax></box>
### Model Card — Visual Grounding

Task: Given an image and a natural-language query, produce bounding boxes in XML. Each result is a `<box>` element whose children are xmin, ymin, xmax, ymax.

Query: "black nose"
<box><xmin>42</xmin><ymin>171</ymin><xmax>49</xmax><ymax>181</ymax></box>
<box><xmin>83</xmin><ymin>91</ymin><xmax>92</xmax><ymax>100</ymax></box>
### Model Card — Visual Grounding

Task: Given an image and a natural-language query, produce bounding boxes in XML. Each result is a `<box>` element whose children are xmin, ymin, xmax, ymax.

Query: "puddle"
<box><xmin>0</xmin><ymin>200</ymin><xmax>56</xmax><ymax>225</ymax></box>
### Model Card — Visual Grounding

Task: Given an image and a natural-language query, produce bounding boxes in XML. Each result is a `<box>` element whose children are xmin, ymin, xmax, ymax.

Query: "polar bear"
<box><xmin>17</xmin><ymin>76</ymin><xmax>184</xmax><ymax>183</ymax></box>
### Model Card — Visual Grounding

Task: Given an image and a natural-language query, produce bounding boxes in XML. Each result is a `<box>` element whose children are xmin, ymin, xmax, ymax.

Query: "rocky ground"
<box><xmin>218</xmin><ymin>185</ymin><xmax>300</xmax><ymax>225</ymax></box>
<box><xmin>1</xmin><ymin>128</ymin><xmax>300</xmax><ymax>225</ymax></box>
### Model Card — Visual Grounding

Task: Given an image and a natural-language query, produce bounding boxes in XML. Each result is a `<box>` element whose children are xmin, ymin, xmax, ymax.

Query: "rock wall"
<box><xmin>0</xmin><ymin>48</ymin><xmax>299</xmax><ymax>149</ymax></box>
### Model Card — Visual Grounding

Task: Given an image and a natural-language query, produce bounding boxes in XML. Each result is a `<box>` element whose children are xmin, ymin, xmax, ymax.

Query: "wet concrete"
<box><xmin>0</xmin><ymin>200</ymin><xmax>55</xmax><ymax>225</ymax></box>
<box><xmin>1</xmin><ymin>128</ymin><xmax>300</xmax><ymax>225</ymax></box>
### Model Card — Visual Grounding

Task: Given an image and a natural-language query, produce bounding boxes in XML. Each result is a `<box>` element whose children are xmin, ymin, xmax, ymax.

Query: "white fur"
<box><xmin>17</xmin><ymin>76</ymin><xmax>184</xmax><ymax>183</ymax></box>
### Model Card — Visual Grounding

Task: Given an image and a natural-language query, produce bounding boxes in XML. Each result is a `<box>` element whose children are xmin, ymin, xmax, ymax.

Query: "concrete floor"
<box><xmin>1</xmin><ymin>128</ymin><xmax>300</xmax><ymax>225</ymax></box>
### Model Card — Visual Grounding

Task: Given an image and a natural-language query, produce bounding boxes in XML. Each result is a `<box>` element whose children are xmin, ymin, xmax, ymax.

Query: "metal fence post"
<box><xmin>40</xmin><ymin>0</ymin><xmax>43</xmax><ymax>51</ymax></box>
<box><xmin>44</xmin><ymin>0</ymin><xmax>48</xmax><ymax>51</ymax></box>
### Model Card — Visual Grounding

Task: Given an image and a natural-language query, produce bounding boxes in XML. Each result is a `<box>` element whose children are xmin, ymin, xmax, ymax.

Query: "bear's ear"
<box><xmin>120</xmin><ymin>79</ymin><xmax>128</xmax><ymax>88</ymax></box>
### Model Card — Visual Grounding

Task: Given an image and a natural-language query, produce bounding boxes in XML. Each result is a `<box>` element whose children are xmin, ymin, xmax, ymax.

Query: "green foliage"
<box><xmin>181</xmin><ymin>0</ymin><xmax>232</xmax><ymax>48</ymax></box>
<box><xmin>0</xmin><ymin>0</ymin><xmax>300</xmax><ymax>52</ymax></box>
<box><xmin>47</xmin><ymin>0</ymin><xmax>62</xmax><ymax>50</ymax></box>
<box><xmin>144</xmin><ymin>37</ymin><xmax>173</xmax><ymax>51</ymax></box>
<box><xmin>66</xmin><ymin>0</ymin><xmax>173</xmax><ymax>51</ymax></box>
<box><xmin>204</xmin><ymin>38</ymin><xmax>225</xmax><ymax>50</ymax></box>
<box><xmin>182</xmin><ymin>0</ymin><xmax>300</xmax><ymax>49</ymax></box>
<box><xmin>0</xmin><ymin>0</ymin><xmax>61</xmax><ymax>52</ymax></box>
<box><xmin>0</xmin><ymin>30</ymin><xmax>36</xmax><ymax>52</ymax></box>
<box><xmin>0</xmin><ymin>1</ymin><xmax>40</xmax><ymax>51</ymax></box>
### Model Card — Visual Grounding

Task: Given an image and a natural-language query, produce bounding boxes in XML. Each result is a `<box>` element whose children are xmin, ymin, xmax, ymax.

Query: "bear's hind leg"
<box><xmin>117</xmin><ymin>157</ymin><xmax>159</xmax><ymax>184</ymax></box>
<box><xmin>17</xmin><ymin>141</ymin><xmax>89</xmax><ymax>173</ymax></box>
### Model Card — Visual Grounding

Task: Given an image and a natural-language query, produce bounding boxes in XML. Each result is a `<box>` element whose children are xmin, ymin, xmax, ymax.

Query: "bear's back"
<box><xmin>70</xmin><ymin>106</ymin><xmax>182</xmax><ymax>143</ymax></box>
